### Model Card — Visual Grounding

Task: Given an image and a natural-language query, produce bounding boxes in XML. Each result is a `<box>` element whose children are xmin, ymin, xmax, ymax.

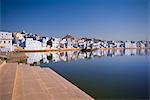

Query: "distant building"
<box><xmin>0</xmin><ymin>32</ymin><xmax>14</xmax><ymax>52</ymax></box>
<box><xmin>50</xmin><ymin>37</ymin><xmax>61</xmax><ymax>49</ymax></box>
<box><xmin>1</xmin><ymin>31</ymin><xmax>150</xmax><ymax>52</ymax></box>
<box><xmin>85</xmin><ymin>39</ymin><xmax>93</xmax><ymax>49</ymax></box>
<box><xmin>13</xmin><ymin>32</ymin><xmax>26</xmax><ymax>40</ymax></box>
<box><xmin>13</xmin><ymin>32</ymin><xmax>26</xmax><ymax>47</ymax></box>
<box><xmin>77</xmin><ymin>38</ymin><xmax>87</xmax><ymax>49</ymax></box>
<box><xmin>60</xmin><ymin>39</ymin><xmax>67</xmax><ymax>48</ymax></box>
<box><xmin>125</xmin><ymin>41</ymin><xmax>137</xmax><ymax>48</ymax></box>
<box><xmin>62</xmin><ymin>34</ymin><xmax>75</xmax><ymax>48</ymax></box>
<box><xmin>24</xmin><ymin>38</ymin><xmax>42</xmax><ymax>50</ymax></box>
<box><xmin>41</xmin><ymin>37</ymin><xmax>49</xmax><ymax>47</ymax></box>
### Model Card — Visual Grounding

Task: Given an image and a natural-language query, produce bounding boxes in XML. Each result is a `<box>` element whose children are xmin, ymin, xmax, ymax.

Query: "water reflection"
<box><xmin>25</xmin><ymin>49</ymin><xmax>150</xmax><ymax>64</ymax></box>
<box><xmin>26</xmin><ymin>49</ymin><xmax>150</xmax><ymax>99</ymax></box>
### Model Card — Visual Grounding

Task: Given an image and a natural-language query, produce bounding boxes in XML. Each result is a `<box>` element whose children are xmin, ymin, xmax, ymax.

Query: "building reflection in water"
<box><xmin>25</xmin><ymin>49</ymin><xmax>150</xmax><ymax>64</ymax></box>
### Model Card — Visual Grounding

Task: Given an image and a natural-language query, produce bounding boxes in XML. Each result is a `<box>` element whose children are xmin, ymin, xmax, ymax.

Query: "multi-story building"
<box><xmin>125</xmin><ymin>41</ymin><xmax>137</xmax><ymax>48</ymax></box>
<box><xmin>0</xmin><ymin>32</ymin><xmax>14</xmax><ymax>52</ymax></box>
<box><xmin>24</xmin><ymin>38</ymin><xmax>42</xmax><ymax>50</ymax></box>
<box><xmin>49</xmin><ymin>37</ymin><xmax>61</xmax><ymax>49</ymax></box>
<box><xmin>13</xmin><ymin>32</ymin><xmax>26</xmax><ymax>40</ymax></box>
<box><xmin>62</xmin><ymin>34</ymin><xmax>75</xmax><ymax>48</ymax></box>
<box><xmin>41</xmin><ymin>37</ymin><xmax>49</xmax><ymax>47</ymax></box>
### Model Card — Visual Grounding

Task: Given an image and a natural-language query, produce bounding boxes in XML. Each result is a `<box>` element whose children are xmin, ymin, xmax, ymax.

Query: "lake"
<box><xmin>25</xmin><ymin>49</ymin><xmax>150</xmax><ymax>99</ymax></box>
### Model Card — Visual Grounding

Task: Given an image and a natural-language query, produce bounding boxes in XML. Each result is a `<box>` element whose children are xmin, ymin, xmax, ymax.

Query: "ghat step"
<box><xmin>0</xmin><ymin>63</ymin><xmax>94</xmax><ymax>100</ymax></box>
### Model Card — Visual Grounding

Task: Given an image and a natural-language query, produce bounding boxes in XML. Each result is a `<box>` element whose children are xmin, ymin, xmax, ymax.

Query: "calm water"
<box><xmin>25</xmin><ymin>49</ymin><xmax>150</xmax><ymax>99</ymax></box>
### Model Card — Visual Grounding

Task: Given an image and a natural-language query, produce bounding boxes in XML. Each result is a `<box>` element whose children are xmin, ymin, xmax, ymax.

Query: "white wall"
<box><xmin>0</xmin><ymin>32</ymin><xmax>13</xmax><ymax>52</ymax></box>
<box><xmin>25</xmin><ymin>38</ymin><xmax>42</xmax><ymax>50</ymax></box>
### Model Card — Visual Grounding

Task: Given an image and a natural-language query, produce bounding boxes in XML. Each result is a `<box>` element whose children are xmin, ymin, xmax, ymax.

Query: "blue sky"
<box><xmin>1</xmin><ymin>0</ymin><xmax>149</xmax><ymax>40</ymax></box>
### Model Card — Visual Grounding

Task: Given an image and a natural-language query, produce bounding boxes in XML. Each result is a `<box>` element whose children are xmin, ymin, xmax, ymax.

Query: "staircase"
<box><xmin>0</xmin><ymin>62</ymin><xmax>93</xmax><ymax>100</ymax></box>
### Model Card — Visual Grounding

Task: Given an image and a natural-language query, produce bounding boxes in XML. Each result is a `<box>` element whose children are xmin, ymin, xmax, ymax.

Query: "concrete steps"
<box><xmin>12</xmin><ymin>65</ymin><xmax>24</xmax><ymax>100</ymax></box>
<box><xmin>0</xmin><ymin>63</ymin><xmax>94</xmax><ymax>100</ymax></box>
<box><xmin>44</xmin><ymin>68</ymin><xmax>93</xmax><ymax>100</ymax></box>
<box><xmin>14</xmin><ymin>65</ymin><xmax>49</xmax><ymax>100</ymax></box>
<box><xmin>0</xmin><ymin>60</ymin><xmax>6</xmax><ymax>70</ymax></box>
<box><xmin>0</xmin><ymin>63</ymin><xmax>18</xmax><ymax>100</ymax></box>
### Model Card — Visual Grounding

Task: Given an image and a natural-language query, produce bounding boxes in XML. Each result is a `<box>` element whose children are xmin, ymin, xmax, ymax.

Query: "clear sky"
<box><xmin>1</xmin><ymin>0</ymin><xmax>149</xmax><ymax>40</ymax></box>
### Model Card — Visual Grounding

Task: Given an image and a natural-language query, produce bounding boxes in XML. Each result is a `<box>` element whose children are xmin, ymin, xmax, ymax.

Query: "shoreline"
<box><xmin>15</xmin><ymin>48</ymin><xmax>81</xmax><ymax>52</ymax></box>
<box><xmin>15</xmin><ymin>47</ymin><xmax>150</xmax><ymax>52</ymax></box>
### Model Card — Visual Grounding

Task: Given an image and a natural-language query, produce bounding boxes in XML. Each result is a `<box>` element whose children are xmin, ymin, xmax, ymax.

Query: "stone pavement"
<box><xmin>0</xmin><ymin>62</ymin><xmax>94</xmax><ymax>100</ymax></box>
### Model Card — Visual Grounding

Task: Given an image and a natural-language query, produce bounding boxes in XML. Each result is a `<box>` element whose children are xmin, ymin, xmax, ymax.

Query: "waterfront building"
<box><xmin>12</xmin><ymin>32</ymin><xmax>27</xmax><ymax>47</ymax></box>
<box><xmin>92</xmin><ymin>39</ymin><xmax>101</xmax><ymax>49</ymax></box>
<box><xmin>77</xmin><ymin>38</ymin><xmax>87</xmax><ymax>49</ymax></box>
<box><xmin>140</xmin><ymin>41</ymin><xmax>146</xmax><ymax>48</ymax></box>
<box><xmin>1</xmin><ymin>31</ymin><xmax>150</xmax><ymax>51</ymax></box>
<box><xmin>99</xmin><ymin>41</ymin><xmax>105</xmax><ymax>48</ymax></box>
<box><xmin>125</xmin><ymin>41</ymin><xmax>132</xmax><ymax>48</ymax></box>
<box><xmin>118</xmin><ymin>41</ymin><xmax>125</xmax><ymax>48</ymax></box>
<box><xmin>32</xmin><ymin>34</ymin><xmax>41</xmax><ymax>40</ymax></box>
<box><xmin>50</xmin><ymin>37</ymin><xmax>61</xmax><ymax>49</ymax></box>
<box><xmin>115</xmin><ymin>42</ymin><xmax>122</xmax><ymax>48</ymax></box>
<box><xmin>41</xmin><ymin>37</ymin><xmax>49</xmax><ymax>47</ymax></box>
<box><xmin>0</xmin><ymin>32</ymin><xmax>14</xmax><ymax>52</ymax></box>
<box><xmin>24</xmin><ymin>38</ymin><xmax>42</xmax><ymax>50</ymax></box>
<box><xmin>13</xmin><ymin>32</ymin><xmax>26</xmax><ymax>40</ymax></box>
<box><xmin>125</xmin><ymin>41</ymin><xmax>137</xmax><ymax>48</ymax></box>
<box><xmin>101</xmin><ymin>41</ymin><xmax>108</xmax><ymax>48</ymax></box>
<box><xmin>60</xmin><ymin>39</ymin><xmax>67</xmax><ymax>48</ymax></box>
<box><xmin>85</xmin><ymin>39</ymin><xmax>94</xmax><ymax>49</ymax></box>
<box><xmin>147</xmin><ymin>41</ymin><xmax>150</xmax><ymax>48</ymax></box>
<box><xmin>62</xmin><ymin>34</ymin><xmax>75</xmax><ymax>48</ymax></box>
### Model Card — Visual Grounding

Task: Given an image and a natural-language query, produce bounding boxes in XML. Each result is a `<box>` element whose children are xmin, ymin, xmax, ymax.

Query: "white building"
<box><xmin>13</xmin><ymin>32</ymin><xmax>26</xmax><ymax>40</ymax></box>
<box><xmin>60</xmin><ymin>39</ymin><xmax>67</xmax><ymax>48</ymax></box>
<box><xmin>24</xmin><ymin>38</ymin><xmax>42</xmax><ymax>50</ymax></box>
<box><xmin>125</xmin><ymin>41</ymin><xmax>137</xmax><ymax>48</ymax></box>
<box><xmin>50</xmin><ymin>37</ymin><xmax>61</xmax><ymax>49</ymax></box>
<box><xmin>62</xmin><ymin>34</ymin><xmax>75</xmax><ymax>48</ymax></box>
<box><xmin>0</xmin><ymin>32</ymin><xmax>14</xmax><ymax>52</ymax></box>
<box><xmin>78</xmin><ymin>39</ymin><xmax>87</xmax><ymax>49</ymax></box>
<box><xmin>92</xmin><ymin>42</ymin><xmax>100</xmax><ymax>49</ymax></box>
<box><xmin>86</xmin><ymin>40</ymin><xmax>94</xmax><ymax>49</ymax></box>
<box><xmin>41</xmin><ymin>37</ymin><xmax>49</xmax><ymax>47</ymax></box>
